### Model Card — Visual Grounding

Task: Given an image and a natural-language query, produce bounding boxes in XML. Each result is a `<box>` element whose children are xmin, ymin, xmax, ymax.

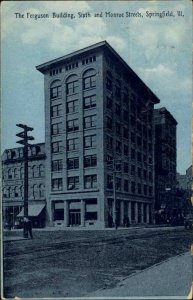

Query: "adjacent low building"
<box><xmin>2</xmin><ymin>143</ymin><xmax>46</xmax><ymax>228</ymax></box>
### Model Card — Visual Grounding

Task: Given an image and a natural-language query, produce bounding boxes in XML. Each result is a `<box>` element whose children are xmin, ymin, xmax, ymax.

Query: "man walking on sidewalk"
<box><xmin>24</xmin><ymin>217</ymin><xmax>33</xmax><ymax>239</ymax></box>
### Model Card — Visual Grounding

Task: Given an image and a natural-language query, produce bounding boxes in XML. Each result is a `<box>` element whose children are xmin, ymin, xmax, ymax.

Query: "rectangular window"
<box><xmin>124</xmin><ymin>144</ymin><xmax>128</xmax><ymax>156</ymax></box>
<box><xmin>106</xmin><ymin>97</ymin><xmax>112</xmax><ymax>109</ymax></box>
<box><xmin>107</xmin><ymin>116</ymin><xmax>113</xmax><ymax>130</ymax></box>
<box><xmin>107</xmin><ymin>174</ymin><xmax>113</xmax><ymax>189</ymax></box>
<box><xmin>115</xmin><ymin>103</ymin><xmax>121</xmax><ymax>116</ymax></box>
<box><xmin>131</xmin><ymin>132</ymin><xmax>135</xmax><ymax>143</ymax></box>
<box><xmin>51</xmin><ymin>141</ymin><xmax>62</xmax><ymax>153</ymax></box>
<box><xmin>50</xmin><ymin>85</ymin><xmax>62</xmax><ymax>99</ymax></box>
<box><xmin>131</xmin><ymin>182</ymin><xmax>135</xmax><ymax>193</ymax></box>
<box><xmin>107</xmin><ymin>136</ymin><xmax>113</xmax><ymax>150</ymax></box>
<box><xmin>84</xmin><ymin>155</ymin><xmax>97</xmax><ymax>168</ymax></box>
<box><xmin>116</xmin><ymin>141</ymin><xmax>122</xmax><ymax>154</ymax></box>
<box><xmin>137</xmin><ymin>152</ymin><xmax>142</xmax><ymax>162</ymax></box>
<box><xmin>67</xmin><ymin>157</ymin><xmax>79</xmax><ymax>169</ymax></box>
<box><xmin>66</xmin><ymin>80</ymin><xmax>78</xmax><ymax>95</ymax></box>
<box><xmin>52</xmin><ymin>178</ymin><xmax>63</xmax><ymax>191</ymax></box>
<box><xmin>116</xmin><ymin>123</ymin><xmax>121</xmax><ymax>136</ymax></box>
<box><xmin>52</xmin><ymin>160</ymin><xmax>63</xmax><ymax>171</ymax></box>
<box><xmin>123</xmin><ymin>127</ymin><xmax>129</xmax><ymax>139</ymax></box>
<box><xmin>115</xmin><ymin>86</ymin><xmax>121</xmax><ymax>97</ymax></box>
<box><xmin>124</xmin><ymin>162</ymin><xmax>129</xmax><ymax>173</ymax></box>
<box><xmin>84</xmin><ymin>115</ymin><xmax>96</xmax><ymax>129</ymax></box>
<box><xmin>131</xmin><ymin>148</ymin><xmax>135</xmax><ymax>160</ymax></box>
<box><xmin>115</xmin><ymin>177</ymin><xmax>121</xmax><ymax>191</ymax></box>
<box><xmin>137</xmin><ymin>167</ymin><xmax>141</xmax><ymax>178</ymax></box>
<box><xmin>124</xmin><ymin>180</ymin><xmax>129</xmax><ymax>192</ymax></box>
<box><xmin>51</xmin><ymin>104</ymin><xmax>62</xmax><ymax>117</ymax></box>
<box><xmin>85</xmin><ymin>212</ymin><xmax>97</xmax><ymax>221</ymax></box>
<box><xmin>106</xmin><ymin>78</ymin><xmax>112</xmax><ymax>90</ymax></box>
<box><xmin>149</xmin><ymin>186</ymin><xmax>153</xmax><ymax>196</ymax></box>
<box><xmin>67</xmin><ymin>176</ymin><xmax>79</xmax><ymax>190</ymax></box>
<box><xmin>84</xmin><ymin>175</ymin><xmax>97</xmax><ymax>189</ymax></box>
<box><xmin>144</xmin><ymin>184</ymin><xmax>147</xmax><ymax>195</ymax></box>
<box><xmin>84</xmin><ymin>95</ymin><xmax>96</xmax><ymax>109</ymax></box>
<box><xmin>67</xmin><ymin>100</ymin><xmax>78</xmax><ymax>113</ymax></box>
<box><xmin>138</xmin><ymin>183</ymin><xmax>142</xmax><ymax>194</ymax></box>
<box><xmin>131</xmin><ymin>165</ymin><xmax>135</xmax><ymax>175</ymax></box>
<box><xmin>123</xmin><ymin>110</ymin><xmax>129</xmax><ymax>122</ymax></box>
<box><xmin>67</xmin><ymin>119</ymin><xmax>79</xmax><ymax>132</ymax></box>
<box><xmin>51</xmin><ymin>123</ymin><xmax>62</xmax><ymax>135</ymax></box>
<box><xmin>83</xmin><ymin>75</ymin><xmax>96</xmax><ymax>89</ymax></box>
<box><xmin>67</xmin><ymin>138</ymin><xmax>79</xmax><ymax>151</ymax></box>
<box><xmin>84</xmin><ymin>135</ymin><xmax>96</xmax><ymax>148</ymax></box>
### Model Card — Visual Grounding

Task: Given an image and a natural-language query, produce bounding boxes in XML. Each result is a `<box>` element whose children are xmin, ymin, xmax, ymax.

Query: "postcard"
<box><xmin>1</xmin><ymin>1</ymin><xmax>192</xmax><ymax>299</ymax></box>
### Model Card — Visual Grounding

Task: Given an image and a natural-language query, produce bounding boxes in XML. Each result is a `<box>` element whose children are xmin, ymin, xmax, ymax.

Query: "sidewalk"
<box><xmin>3</xmin><ymin>236</ymin><xmax>30</xmax><ymax>242</ymax></box>
<box><xmin>87</xmin><ymin>251</ymin><xmax>192</xmax><ymax>299</ymax></box>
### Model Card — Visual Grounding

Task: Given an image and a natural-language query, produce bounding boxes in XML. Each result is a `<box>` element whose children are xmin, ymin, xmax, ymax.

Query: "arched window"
<box><xmin>32</xmin><ymin>184</ymin><xmax>39</xmax><ymax>199</ymax></box>
<box><xmin>20</xmin><ymin>167</ymin><xmax>24</xmax><ymax>179</ymax></box>
<box><xmin>50</xmin><ymin>80</ymin><xmax>62</xmax><ymax>99</ymax></box>
<box><xmin>14</xmin><ymin>186</ymin><xmax>19</xmax><ymax>197</ymax></box>
<box><xmin>32</xmin><ymin>165</ymin><xmax>36</xmax><ymax>178</ymax></box>
<box><xmin>11</xmin><ymin>150</ymin><xmax>16</xmax><ymax>159</ymax></box>
<box><xmin>8</xmin><ymin>168</ymin><xmax>12</xmax><ymax>179</ymax></box>
<box><xmin>83</xmin><ymin>69</ymin><xmax>96</xmax><ymax>90</ymax></box>
<box><xmin>39</xmin><ymin>164</ymin><xmax>44</xmax><ymax>177</ymax></box>
<box><xmin>66</xmin><ymin>74</ymin><xmax>78</xmax><ymax>95</ymax></box>
<box><xmin>18</xmin><ymin>148</ymin><xmax>23</xmax><ymax>158</ymax></box>
<box><xmin>14</xmin><ymin>168</ymin><xmax>18</xmax><ymax>179</ymax></box>
<box><xmin>20</xmin><ymin>186</ymin><xmax>23</xmax><ymax>197</ymax></box>
<box><xmin>7</xmin><ymin>150</ymin><xmax>11</xmax><ymax>159</ymax></box>
<box><xmin>39</xmin><ymin>184</ymin><xmax>45</xmax><ymax>198</ymax></box>
<box><xmin>7</xmin><ymin>187</ymin><xmax>11</xmax><ymax>198</ymax></box>
<box><xmin>3</xmin><ymin>187</ymin><xmax>7</xmax><ymax>198</ymax></box>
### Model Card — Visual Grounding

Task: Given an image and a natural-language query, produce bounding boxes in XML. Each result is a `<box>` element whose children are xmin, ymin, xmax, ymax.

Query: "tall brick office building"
<box><xmin>154</xmin><ymin>108</ymin><xmax>178</xmax><ymax>220</ymax></box>
<box><xmin>36</xmin><ymin>41</ymin><xmax>160</xmax><ymax>228</ymax></box>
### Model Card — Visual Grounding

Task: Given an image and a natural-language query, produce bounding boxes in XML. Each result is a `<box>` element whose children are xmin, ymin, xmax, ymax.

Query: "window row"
<box><xmin>3</xmin><ymin>184</ymin><xmax>45</xmax><ymax>198</ymax></box>
<box><xmin>106</xmin><ymin>137</ymin><xmax>153</xmax><ymax>158</ymax></box>
<box><xmin>50</xmin><ymin>95</ymin><xmax>96</xmax><ymax>118</ymax></box>
<box><xmin>51</xmin><ymin>155</ymin><xmax>97</xmax><ymax>171</ymax></box>
<box><xmin>50</xmin><ymin>69</ymin><xmax>97</xmax><ymax>99</ymax></box>
<box><xmin>5</xmin><ymin>146</ymin><xmax>42</xmax><ymax>160</ymax></box>
<box><xmin>3</xmin><ymin>165</ymin><xmax>45</xmax><ymax>180</ymax></box>
<box><xmin>106</xmin><ymin>176</ymin><xmax>153</xmax><ymax>196</ymax></box>
<box><xmin>51</xmin><ymin>175</ymin><xmax>97</xmax><ymax>191</ymax></box>
<box><xmin>51</xmin><ymin>135</ymin><xmax>96</xmax><ymax>153</ymax></box>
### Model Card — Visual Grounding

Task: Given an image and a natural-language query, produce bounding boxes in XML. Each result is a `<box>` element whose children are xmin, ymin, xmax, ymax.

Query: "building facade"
<box><xmin>176</xmin><ymin>165</ymin><xmax>192</xmax><ymax>216</ymax></box>
<box><xmin>2</xmin><ymin>143</ymin><xmax>46</xmax><ymax>228</ymax></box>
<box><xmin>154</xmin><ymin>107</ymin><xmax>178</xmax><ymax>222</ymax></box>
<box><xmin>36</xmin><ymin>41</ymin><xmax>160</xmax><ymax>229</ymax></box>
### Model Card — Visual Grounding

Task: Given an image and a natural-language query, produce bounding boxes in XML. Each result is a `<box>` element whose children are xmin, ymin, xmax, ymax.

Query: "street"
<box><xmin>3</xmin><ymin>226</ymin><xmax>193</xmax><ymax>298</ymax></box>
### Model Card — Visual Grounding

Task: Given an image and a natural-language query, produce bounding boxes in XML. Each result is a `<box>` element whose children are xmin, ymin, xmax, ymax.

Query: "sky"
<box><xmin>1</xmin><ymin>0</ymin><xmax>192</xmax><ymax>174</ymax></box>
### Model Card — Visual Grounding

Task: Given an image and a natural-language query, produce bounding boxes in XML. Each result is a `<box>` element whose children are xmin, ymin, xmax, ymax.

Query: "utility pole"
<box><xmin>16</xmin><ymin>124</ymin><xmax>34</xmax><ymax>238</ymax></box>
<box><xmin>107</xmin><ymin>158</ymin><xmax>122</xmax><ymax>229</ymax></box>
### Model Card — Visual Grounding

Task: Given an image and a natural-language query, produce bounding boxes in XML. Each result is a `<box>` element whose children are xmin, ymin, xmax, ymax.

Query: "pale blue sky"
<box><xmin>1</xmin><ymin>0</ymin><xmax>192</xmax><ymax>174</ymax></box>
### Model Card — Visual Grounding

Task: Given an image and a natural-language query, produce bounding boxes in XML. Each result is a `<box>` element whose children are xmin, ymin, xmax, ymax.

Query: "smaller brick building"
<box><xmin>2</xmin><ymin>143</ymin><xmax>46</xmax><ymax>228</ymax></box>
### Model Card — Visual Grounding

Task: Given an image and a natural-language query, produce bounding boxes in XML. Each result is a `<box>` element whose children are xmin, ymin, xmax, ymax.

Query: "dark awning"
<box><xmin>17</xmin><ymin>204</ymin><xmax>45</xmax><ymax>217</ymax></box>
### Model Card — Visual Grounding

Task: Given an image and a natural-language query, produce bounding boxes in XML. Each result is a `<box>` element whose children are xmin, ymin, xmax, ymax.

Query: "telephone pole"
<box><xmin>107</xmin><ymin>158</ymin><xmax>122</xmax><ymax>229</ymax></box>
<box><xmin>16</xmin><ymin>124</ymin><xmax>34</xmax><ymax>238</ymax></box>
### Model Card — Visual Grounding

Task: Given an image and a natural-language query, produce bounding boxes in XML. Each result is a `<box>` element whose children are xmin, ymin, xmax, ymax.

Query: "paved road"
<box><xmin>88</xmin><ymin>251</ymin><xmax>192</xmax><ymax>299</ymax></box>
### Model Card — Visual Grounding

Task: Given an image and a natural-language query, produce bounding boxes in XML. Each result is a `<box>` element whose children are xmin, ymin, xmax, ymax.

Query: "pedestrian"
<box><xmin>24</xmin><ymin>217</ymin><xmax>33</xmax><ymax>239</ymax></box>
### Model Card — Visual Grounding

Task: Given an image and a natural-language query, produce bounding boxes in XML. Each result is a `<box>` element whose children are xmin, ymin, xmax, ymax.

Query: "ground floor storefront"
<box><xmin>50</xmin><ymin>196</ymin><xmax>153</xmax><ymax>229</ymax></box>
<box><xmin>3</xmin><ymin>201</ymin><xmax>46</xmax><ymax>229</ymax></box>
